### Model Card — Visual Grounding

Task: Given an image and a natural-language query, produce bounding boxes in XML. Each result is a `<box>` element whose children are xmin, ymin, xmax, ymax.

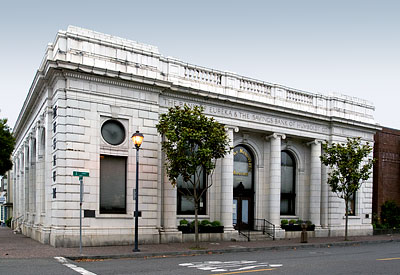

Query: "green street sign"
<box><xmin>73</xmin><ymin>171</ymin><xmax>89</xmax><ymax>177</ymax></box>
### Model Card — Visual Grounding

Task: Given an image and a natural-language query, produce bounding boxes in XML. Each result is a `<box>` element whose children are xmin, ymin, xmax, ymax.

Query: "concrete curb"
<box><xmin>66</xmin><ymin>238</ymin><xmax>400</xmax><ymax>261</ymax></box>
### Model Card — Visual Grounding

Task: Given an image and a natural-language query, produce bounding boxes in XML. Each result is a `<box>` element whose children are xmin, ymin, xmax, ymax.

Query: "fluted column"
<box><xmin>18</xmin><ymin>153</ymin><xmax>23</xmax><ymax>220</ymax></box>
<box><xmin>13</xmin><ymin>156</ymin><xmax>19</xmax><ymax>221</ymax></box>
<box><xmin>24</xmin><ymin>142</ymin><xmax>29</xmax><ymax>219</ymax></box>
<box><xmin>308</xmin><ymin>140</ymin><xmax>322</xmax><ymax>227</ymax></box>
<box><xmin>267</xmin><ymin>133</ymin><xmax>286</xmax><ymax>226</ymax></box>
<box><xmin>221</xmin><ymin>126</ymin><xmax>238</xmax><ymax>231</ymax></box>
<box><xmin>29</xmin><ymin>133</ymin><xmax>36</xmax><ymax>217</ymax></box>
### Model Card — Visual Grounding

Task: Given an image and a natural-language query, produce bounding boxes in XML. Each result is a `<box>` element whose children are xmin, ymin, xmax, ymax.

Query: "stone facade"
<box><xmin>12</xmin><ymin>26</ymin><xmax>379</xmax><ymax>247</ymax></box>
<box><xmin>373</xmin><ymin>127</ymin><xmax>400</xmax><ymax>216</ymax></box>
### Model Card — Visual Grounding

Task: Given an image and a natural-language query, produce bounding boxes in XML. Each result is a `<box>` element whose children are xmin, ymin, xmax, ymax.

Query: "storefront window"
<box><xmin>177</xmin><ymin>167</ymin><xmax>206</xmax><ymax>215</ymax></box>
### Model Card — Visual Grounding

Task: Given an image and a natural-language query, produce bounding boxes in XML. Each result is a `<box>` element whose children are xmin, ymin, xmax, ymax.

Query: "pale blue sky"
<box><xmin>1</xmin><ymin>0</ymin><xmax>399</xmax><ymax>129</ymax></box>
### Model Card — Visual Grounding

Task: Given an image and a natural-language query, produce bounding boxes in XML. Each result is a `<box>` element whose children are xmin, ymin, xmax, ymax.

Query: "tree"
<box><xmin>0</xmin><ymin>118</ymin><xmax>15</xmax><ymax>176</ymax></box>
<box><xmin>320</xmin><ymin>137</ymin><xmax>374</xmax><ymax>241</ymax></box>
<box><xmin>156</xmin><ymin>105</ymin><xmax>230</xmax><ymax>248</ymax></box>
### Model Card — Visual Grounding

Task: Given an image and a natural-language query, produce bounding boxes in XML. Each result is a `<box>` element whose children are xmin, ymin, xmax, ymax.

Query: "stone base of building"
<box><xmin>315</xmin><ymin>228</ymin><xmax>330</xmax><ymax>237</ymax></box>
<box><xmin>274</xmin><ymin>228</ymin><xmax>286</xmax><ymax>239</ymax></box>
<box><xmin>159</xmin><ymin>229</ymin><xmax>182</xmax><ymax>243</ymax></box>
<box><xmin>284</xmin><ymin>225</ymin><xmax>371</xmax><ymax>239</ymax></box>
<box><xmin>18</xmin><ymin>222</ymin><xmax>374</xmax><ymax>247</ymax></box>
<box><xmin>328</xmin><ymin>224</ymin><xmax>373</xmax><ymax>237</ymax></box>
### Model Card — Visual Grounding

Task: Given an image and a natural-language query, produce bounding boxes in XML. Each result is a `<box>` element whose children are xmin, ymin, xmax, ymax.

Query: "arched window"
<box><xmin>233</xmin><ymin>145</ymin><xmax>254</xmax><ymax>229</ymax></box>
<box><xmin>233</xmin><ymin>146</ymin><xmax>253</xmax><ymax>190</ymax></box>
<box><xmin>281</xmin><ymin>151</ymin><xmax>296</xmax><ymax>215</ymax></box>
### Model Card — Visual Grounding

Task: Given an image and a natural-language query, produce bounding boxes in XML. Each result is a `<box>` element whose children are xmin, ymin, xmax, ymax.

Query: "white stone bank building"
<box><xmin>12</xmin><ymin>26</ymin><xmax>379</xmax><ymax>247</ymax></box>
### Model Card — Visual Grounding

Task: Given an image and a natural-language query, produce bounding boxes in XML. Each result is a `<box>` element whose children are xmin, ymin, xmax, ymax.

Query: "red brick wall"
<box><xmin>373</xmin><ymin>127</ymin><xmax>400</xmax><ymax>216</ymax></box>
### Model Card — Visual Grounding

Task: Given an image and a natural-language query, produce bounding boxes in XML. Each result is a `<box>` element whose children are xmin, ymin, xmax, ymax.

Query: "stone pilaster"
<box><xmin>162</xmin><ymin>170</ymin><xmax>177</xmax><ymax>231</ymax></box>
<box><xmin>320</xmin><ymin>162</ymin><xmax>328</xmax><ymax>228</ymax></box>
<box><xmin>160</xmin><ymin>139</ymin><xmax>181</xmax><ymax>243</ymax></box>
<box><xmin>267</xmin><ymin>133</ymin><xmax>286</xmax><ymax>226</ymax></box>
<box><xmin>221</xmin><ymin>126</ymin><xmax>238</xmax><ymax>231</ymax></box>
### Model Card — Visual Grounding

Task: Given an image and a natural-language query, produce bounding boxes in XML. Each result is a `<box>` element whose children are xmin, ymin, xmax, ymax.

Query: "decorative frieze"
<box><xmin>161</xmin><ymin>96</ymin><xmax>329</xmax><ymax>134</ymax></box>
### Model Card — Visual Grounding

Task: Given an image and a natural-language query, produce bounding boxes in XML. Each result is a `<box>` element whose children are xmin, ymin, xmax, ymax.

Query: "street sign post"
<box><xmin>73</xmin><ymin>171</ymin><xmax>89</xmax><ymax>255</ymax></box>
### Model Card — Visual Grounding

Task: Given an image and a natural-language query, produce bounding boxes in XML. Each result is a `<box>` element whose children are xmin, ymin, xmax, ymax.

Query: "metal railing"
<box><xmin>254</xmin><ymin>219</ymin><xmax>275</xmax><ymax>240</ymax></box>
<box><xmin>234</xmin><ymin>218</ymin><xmax>275</xmax><ymax>241</ymax></box>
<box><xmin>234</xmin><ymin>218</ymin><xmax>250</xmax><ymax>241</ymax></box>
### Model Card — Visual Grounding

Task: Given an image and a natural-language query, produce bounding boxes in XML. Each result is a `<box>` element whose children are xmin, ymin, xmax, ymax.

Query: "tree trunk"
<box><xmin>194</xmin><ymin>188</ymin><xmax>199</xmax><ymax>248</ymax></box>
<box><xmin>345</xmin><ymin>199</ymin><xmax>349</xmax><ymax>241</ymax></box>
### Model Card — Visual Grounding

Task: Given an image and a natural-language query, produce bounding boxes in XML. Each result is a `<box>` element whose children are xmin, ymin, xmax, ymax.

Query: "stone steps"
<box><xmin>239</xmin><ymin>231</ymin><xmax>275</xmax><ymax>241</ymax></box>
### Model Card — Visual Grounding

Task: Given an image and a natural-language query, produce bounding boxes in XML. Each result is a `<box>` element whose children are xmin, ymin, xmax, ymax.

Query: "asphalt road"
<box><xmin>1</xmin><ymin>242</ymin><xmax>399</xmax><ymax>275</ymax></box>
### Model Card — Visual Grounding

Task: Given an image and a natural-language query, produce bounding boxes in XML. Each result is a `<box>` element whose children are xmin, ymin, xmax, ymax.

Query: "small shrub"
<box><xmin>281</xmin><ymin>219</ymin><xmax>289</xmax><ymax>226</ymax></box>
<box><xmin>179</xmin><ymin>219</ymin><xmax>189</xmax><ymax>226</ymax></box>
<box><xmin>380</xmin><ymin>200</ymin><xmax>400</xmax><ymax>228</ymax></box>
<box><xmin>306</xmin><ymin>220</ymin><xmax>313</xmax><ymax>226</ymax></box>
<box><xmin>211</xmin><ymin>220</ymin><xmax>222</xmax><ymax>227</ymax></box>
<box><xmin>200</xmin><ymin>219</ymin><xmax>211</xmax><ymax>226</ymax></box>
<box><xmin>5</xmin><ymin>217</ymin><xmax>12</xmax><ymax>227</ymax></box>
<box><xmin>289</xmin><ymin>219</ymin><xmax>296</xmax><ymax>225</ymax></box>
<box><xmin>296</xmin><ymin>219</ymin><xmax>303</xmax><ymax>225</ymax></box>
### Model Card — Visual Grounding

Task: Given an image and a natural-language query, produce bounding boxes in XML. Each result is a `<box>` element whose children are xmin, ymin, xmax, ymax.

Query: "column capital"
<box><xmin>266</xmin><ymin>132</ymin><xmax>286</xmax><ymax>141</ymax></box>
<box><xmin>47</xmin><ymin>105</ymin><xmax>53</xmax><ymax>114</ymax></box>
<box><xmin>224</xmin><ymin>125</ymin><xmax>239</xmax><ymax>132</ymax></box>
<box><xmin>36</xmin><ymin>119</ymin><xmax>44</xmax><ymax>130</ymax></box>
<box><xmin>306</xmin><ymin>139</ymin><xmax>324</xmax><ymax>146</ymax></box>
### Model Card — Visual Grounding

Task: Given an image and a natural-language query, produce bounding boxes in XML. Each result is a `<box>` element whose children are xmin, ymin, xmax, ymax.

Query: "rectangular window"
<box><xmin>53</xmin><ymin>154</ymin><xmax>56</xmax><ymax>166</ymax></box>
<box><xmin>52</xmin><ymin>170</ymin><xmax>56</xmax><ymax>182</ymax></box>
<box><xmin>53</xmin><ymin>122</ymin><xmax>57</xmax><ymax>133</ymax></box>
<box><xmin>100</xmin><ymin>155</ymin><xmax>127</xmax><ymax>214</ymax></box>
<box><xmin>53</xmin><ymin>138</ymin><xmax>56</xmax><ymax>150</ymax></box>
<box><xmin>177</xmin><ymin>167</ymin><xmax>207</xmax><ymax>215</ymax></box>
<box><xmin>53</xmin><ymin>105</ymin><xmax>58</xmax><ymax>119</ymax></box>
<box><xmin>348</xmin><ymin>193</ymin><xmax>356</xmax><ymax>216</ymax></box>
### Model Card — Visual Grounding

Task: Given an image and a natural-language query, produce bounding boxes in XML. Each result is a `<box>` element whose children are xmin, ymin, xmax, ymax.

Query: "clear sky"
<box><xmin>1</xmin><ymin>0</ymin><xmax>399</xmax><ymax>129</ymax></box>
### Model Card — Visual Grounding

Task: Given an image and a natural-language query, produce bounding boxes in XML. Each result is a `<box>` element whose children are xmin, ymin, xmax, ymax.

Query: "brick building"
<box><xmin>373</xmin><ymin>127</ymin><xmax>400</xmax><ymax>216</ymax></box>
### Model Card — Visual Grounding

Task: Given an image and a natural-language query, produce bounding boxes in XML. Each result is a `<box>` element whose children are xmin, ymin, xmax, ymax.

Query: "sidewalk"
<box><xmin>1</xmin><ymin>227</ymin><xmax>399</xmax><ymax>260</ymax></box>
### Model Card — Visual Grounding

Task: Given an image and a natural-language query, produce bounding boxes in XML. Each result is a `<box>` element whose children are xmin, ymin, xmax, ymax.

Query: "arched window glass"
<box><xmin>281</xmin><ymin>151</ymin><xmax>296</xmax><ymax>215</ymax></box>
<box><xmin>233</xmin><ymin>146</ymin><xmax>253</xmax><ymax>190</ymax></box>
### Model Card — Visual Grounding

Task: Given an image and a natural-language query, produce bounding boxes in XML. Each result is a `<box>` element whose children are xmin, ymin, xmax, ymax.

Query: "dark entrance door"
<box><xmin>233</xmin><ymin>182</ymin><xmax>253</xmax><ymax>230</ymax></box>
<box><xmin>233</xmin><ymin>196</ymin><xmax>253</xmax><ymax>230</ymax></box>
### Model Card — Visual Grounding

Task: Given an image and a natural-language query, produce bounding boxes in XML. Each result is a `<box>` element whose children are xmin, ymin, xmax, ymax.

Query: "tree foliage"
<box><xmin>320</xmin><ymin>137</ymin><xmax>374</xmax><ymax>240</ymax></box>
<box><xmin>156</xmin><ymin>105</ymin><xmax>230</xmax><ymax>186</ymax></box>
<box><xmin>0</xmin><ymin>118</ymin><xmax>15</xmax><ymax>176</ymax></box>
<box><xmin>156</xmin><ymin>105</ymin><xmax>230</xmax><ymax>247</ymax></box>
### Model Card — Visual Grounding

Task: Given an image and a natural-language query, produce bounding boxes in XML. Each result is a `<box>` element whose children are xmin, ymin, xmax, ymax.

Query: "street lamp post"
<box><xmin>132</xmin><ymin>130</ymin><xmax>144</xmax><ymax>252</ymax></box>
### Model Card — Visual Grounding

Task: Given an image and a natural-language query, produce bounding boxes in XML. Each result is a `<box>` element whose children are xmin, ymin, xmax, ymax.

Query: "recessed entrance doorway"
<box><xmin>233</xmin><ymin>145</ymin><xmax>254</xmax><ymax>231</ymax></box>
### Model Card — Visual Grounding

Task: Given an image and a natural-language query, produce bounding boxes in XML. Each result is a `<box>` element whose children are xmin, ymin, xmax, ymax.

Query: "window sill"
<box><xmin>342</xmin><ymin>215</ymin><xmax>360</xmax><ymax>219</ymax></box>
<box><xmin>177</xmin><ymin>215</ymin><xmax>210</xmax><ymax>220</ymax></box>
<box><xmin>280</xmin><ymin>215</ymin><xmax>299</xmax><ymax>220</ymax></box>
<box><xmin>96</xmin><ymin>213</ymin><xmax>132</xmax><ymax>219</ymax></box>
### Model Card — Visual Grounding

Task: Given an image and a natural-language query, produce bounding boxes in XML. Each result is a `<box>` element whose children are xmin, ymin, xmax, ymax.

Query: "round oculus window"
<box><xmin>101</xmin><ymin>120</ymin><xmax>126</xmax><ymax>146</ymax></box>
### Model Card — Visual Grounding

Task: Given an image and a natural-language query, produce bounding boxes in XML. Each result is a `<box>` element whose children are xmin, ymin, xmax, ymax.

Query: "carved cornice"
<box><xmin>62</xmin><ymin>71</ymin><xmax>161</xmax><ymax>93</ymax></box>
